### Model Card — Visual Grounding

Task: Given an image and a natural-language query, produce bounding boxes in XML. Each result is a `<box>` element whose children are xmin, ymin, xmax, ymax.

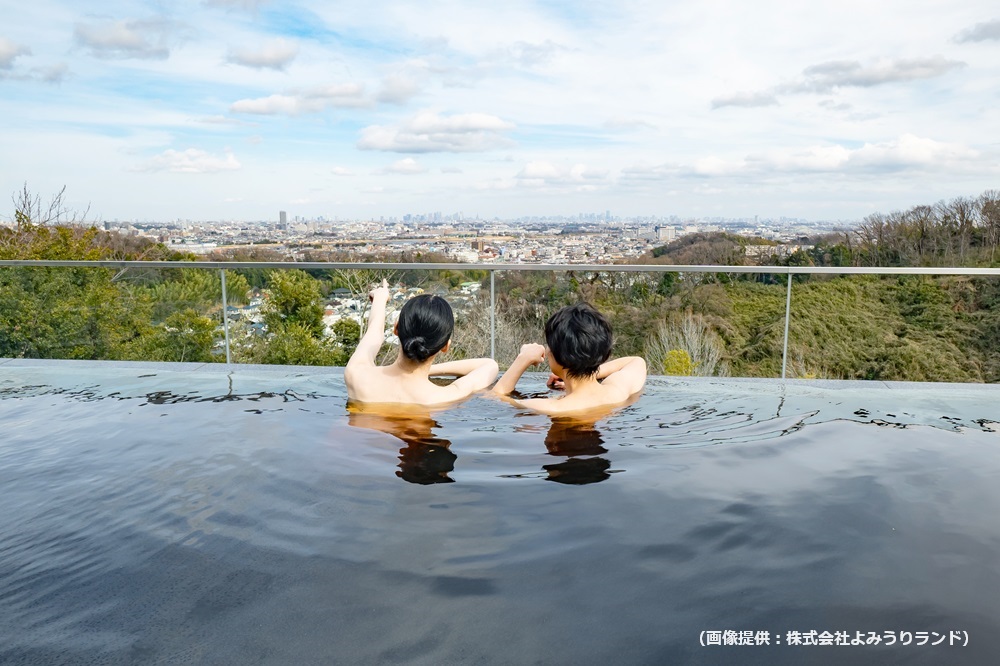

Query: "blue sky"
<box><xmin>1</xmin><ymin>0</ymin><xmax>998</xmax><ymax>222</ymax></box>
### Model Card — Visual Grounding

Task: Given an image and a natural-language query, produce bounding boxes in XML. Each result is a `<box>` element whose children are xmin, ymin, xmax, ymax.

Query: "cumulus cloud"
<box><xmin>711</xmin><ymin>91</ymin><xmax>779</xmax><ymax>109</ymax></box>
<box><xmin>954</xmin><ymin>18</ymin><xmax>1000</xmax><ymax>42</ymax></box>
<box><xmin>515</xmin><ymin>161</ymin><xmax>609</xmax><ymax>188</ymax></box>
<box><xmin>226</xmin><ymin>38</ymin><xmax>298</xmax><ymax>70</ymax></box>
<box><xmin>74</xmin><ymin>18</ymin><xmax>176</xmax><ymax>60</ymax></box>
<box><xmin>844</xmin><ymin>134</ymin><xmax>978</xmax><ymax>170</ymax></box>
<box><xmin>788</xmin><ymin>56</ymin><xmax>964</xmax><ymax>92</ymax></box>
<box><xmin>376</xmin><ymin>74</ymin><xmax>421</xmax><ymax>105</ymax></box>
<box><xmin>230</xmin><ymin>83</ymin><xmax>368</xmax><ymax>115</ymax></box>
<box><xmin>714</xmin><ymin>56</ymin><xmax>964</xmax><ymax>110</ymax></box>
<box><xmin>743</xmin><ymin>135</ymin><xmax>978</xmax><ymax>173</ymax></box>
<box><xmin>357</xmin><ymin>111</ymin><xmax>514</xmax><ymax>153</ymax></box>
<box><xmin>331</xmin><ymin>166</ymin><xmax>354</xmax><ymax>176</ymax></box>
<box><xmin>135</xmin><ymin>148</ymin><xmax>241</xmax><ymax>173</ymax></box>
<box><xmin>622</xmin><ymin>135</ymin><xmax>978</xmax><ymax>184</ymax></box>
<box><xmin>381</xmin><ymin>158</ymin><xmax>426</xmax><ymax>175</ymax></box>
<box><xmin>0</xmin><ymin>37</ymin><xmax>30</xmax><ymax>69</ymax></box>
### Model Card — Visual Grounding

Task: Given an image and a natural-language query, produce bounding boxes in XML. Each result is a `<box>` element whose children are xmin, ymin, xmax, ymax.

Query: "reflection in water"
<box><xmin>542</xmin><ymin>417</ymin><xmax>613</xmax><ymax>485</ymax></box>
<box><xmin>347</xmin><ymin>405</ymin><xmax>456</xmax><ymax>484</ymax></box>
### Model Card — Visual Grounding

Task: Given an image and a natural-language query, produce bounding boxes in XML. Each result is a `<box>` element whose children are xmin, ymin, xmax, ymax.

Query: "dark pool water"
<box><xmin>1</xmin><ymin>363</ymin><xmax>999</xmax><ymax>665</ymax></box>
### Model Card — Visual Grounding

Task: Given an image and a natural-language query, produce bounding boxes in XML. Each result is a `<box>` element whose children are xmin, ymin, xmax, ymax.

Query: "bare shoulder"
<box><xmin>601</xmin><ymin>357</ymin><xmax>647</xmax><ymax>396</ymax></box>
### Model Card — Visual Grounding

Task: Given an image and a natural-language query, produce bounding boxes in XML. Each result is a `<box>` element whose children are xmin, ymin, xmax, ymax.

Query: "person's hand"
<box><xmin>546</xmin><ymin>373</ymin><xmax>565</xmax><ymax>390</ymax></box>
<box><xmin>369</xmin><ymin>278</ymin><xmax>390</xmax><ymax>304</ymax></box>
<box><xmin>518</xmin><ymin>343</ymin><xmax>545</xmax><ymax>366</ymax></box>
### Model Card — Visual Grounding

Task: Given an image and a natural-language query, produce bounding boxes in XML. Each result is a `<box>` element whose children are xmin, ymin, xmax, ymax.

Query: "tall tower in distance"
<box><xmin>279</xmin><ymin>210</ymin><xmax>287</xmax><ymax>230</ymax></box>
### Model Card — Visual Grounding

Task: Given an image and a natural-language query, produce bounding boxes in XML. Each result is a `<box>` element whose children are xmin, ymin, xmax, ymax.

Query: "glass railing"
<box><xmin>2</xmin><ymin>260</ymin><xmax>999</xmax><ymax>382</ymax></box>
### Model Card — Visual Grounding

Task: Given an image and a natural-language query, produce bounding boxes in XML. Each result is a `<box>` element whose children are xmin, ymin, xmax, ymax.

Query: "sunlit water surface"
<box><xmin>1</xmin><ymin>363</ymin><xmax>999</xmax><ymax>665</ymax></box>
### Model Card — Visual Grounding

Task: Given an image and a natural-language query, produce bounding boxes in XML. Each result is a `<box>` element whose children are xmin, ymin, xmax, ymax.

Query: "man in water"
<box><xmin>493</xmin><ymin>302</ymin><xmax>646</xmax><ymax>415</ymax></box>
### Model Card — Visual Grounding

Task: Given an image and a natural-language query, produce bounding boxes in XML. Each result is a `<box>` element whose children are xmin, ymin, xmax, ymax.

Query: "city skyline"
<box><xmin>2</xmin><ymin>1</ymin><xmax>999</xmax><ymax>223</ymax></box>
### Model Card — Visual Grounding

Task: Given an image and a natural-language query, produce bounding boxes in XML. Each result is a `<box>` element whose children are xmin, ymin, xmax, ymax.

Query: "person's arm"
<box><xmin>597</xmin><ymin>356</ymin><xmax>647</xmax><ymax>395</ymax></box>
<box><xmin>492</xmin><ymin>344</ymin><xmax>545</xmax><ymax>396</ymax></box>
<box><xmin>446</xmin><ymin>358</ymin><xmax>500</xmax><ymax>395</ymax></box>
<box><xmin>430</xmin><ymin>358</ymin><xmax>496</xmax><ymax>377</ymax></box>
<box><xmin>347</xmin><ymin>279</ymin><xmax>390</xmax><ymax>368</ymax></box>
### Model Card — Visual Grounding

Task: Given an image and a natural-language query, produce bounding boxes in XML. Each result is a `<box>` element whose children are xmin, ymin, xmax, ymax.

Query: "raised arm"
<box><xmin>597</xmin><ymin>356</ymin><xmax>647</xmax><ymax>395</ymax></box>
<box><xmin>347</xmin><ymin>279</ymin><xmax>390</xmax><ymax>367</ymax></box>
<box><xmin>492</xmin><ymin>343</ymin><xmax>545</xmax><ymax>396</ymax></box>
<box><xmin>447</xmin><ymin>358</ymin><xmax>500</xmax><ymax>395</ymax></box>
<box><xmin>430</xmin><ymin>358</ymin><xmax>497</xmax><ymax>377</ymax></box>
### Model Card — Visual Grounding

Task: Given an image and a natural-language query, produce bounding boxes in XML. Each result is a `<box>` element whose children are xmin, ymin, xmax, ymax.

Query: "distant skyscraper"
<box><xmin>279</xmin><ymin>210</ymin><xmax>287</xmax><ymax>230</ymax></box>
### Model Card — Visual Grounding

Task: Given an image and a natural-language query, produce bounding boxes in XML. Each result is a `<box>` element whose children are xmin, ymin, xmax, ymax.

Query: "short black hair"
<box><xmin>544</xmin><ymin>302</ymin><xmax>612</xmax><ymax>378</ymax></box>
<box><xmin>397</xmin><ymin>294</ymin><xmax>454</xmax><ymax>362</ymax></box>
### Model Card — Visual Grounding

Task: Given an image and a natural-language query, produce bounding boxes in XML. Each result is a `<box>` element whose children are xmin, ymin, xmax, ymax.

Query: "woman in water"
<box><xmin>345</xmin><ymin>280</ymin><xmax>498</xmax><ymax>406</ymax></box>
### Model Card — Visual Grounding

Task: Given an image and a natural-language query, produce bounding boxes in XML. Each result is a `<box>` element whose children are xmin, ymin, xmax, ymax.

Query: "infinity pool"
<box><xmin>1</xmin><ymin>360</ymin><xmax>998</xmax><ymax>665</ymax></box>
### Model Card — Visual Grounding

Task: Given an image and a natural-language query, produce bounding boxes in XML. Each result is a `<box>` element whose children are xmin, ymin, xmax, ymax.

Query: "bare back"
<box><xmin>345</xmin><ymin>281</ymin><xmax>498</xmax><ymax>407</ymax></box>
<box><xmin>345</xmin><ymin>361</ymin><xmax>491</xmax><ymax>407</ymax></box>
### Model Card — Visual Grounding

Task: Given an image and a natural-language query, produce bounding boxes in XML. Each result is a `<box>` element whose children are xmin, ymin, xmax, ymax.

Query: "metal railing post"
<box><xmin>781</xmin><ymin>270</ymin><xmax>792</xmax><ymax>379</ymax></box>
<box><xmin>220</xmin><ymin>269</ymin><xmax>232</xmax><ymax>366</ymax></box>
<box><xmin>490</xmin><ymin>270</ymin><xmax>496</xmax><ymax>360</ymax></box>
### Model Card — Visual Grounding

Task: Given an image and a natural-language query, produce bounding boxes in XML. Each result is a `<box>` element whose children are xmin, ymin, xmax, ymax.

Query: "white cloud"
<box><xmin>619</xmin><ymin>163</ymin><xmax>677</xmax><ymax>182</ymax></box>
<box><xmin>440</xmin><ymin>166</ymin><xmax>463</xmax><ymax>173</ymax></box>
<box><xmin>74</xmin><ymin>18</ymin><xmax>176</xmax><ymax>60</ymax></box>
<box><xmin>515</xmin><ymin>161</ymin><xmax>609</xmax><ymax>188</ymax></box>
<box><xmin>0</xmin><ymin>37</ymin><xmax>30</xmax><ymax>69</ymax></box>
<box><xmin>847</xmin><ymin>134</ymin><xmax>979</xmax><ymax>170</ymax></box>
<box><xmin>204</xmin><ymin>0</ymin><xmax>269</xmax><ymax>10</ymax></box>
<box><xmin>198</xmin><ymin>115</ymin><xmax>249</xmax><ymax>125</ymax></box>
<box><xmin>0</xmin><ymin>38</ymin><xmax>65</xmax><ymax>83</ymax></box>
<box><xmin>226</xmin><ymin>38</ymin><xmax>298</xmax><ymax>70</ymax></box>
<box><xmin>603</xmin><ymin>117</ymin><xmax>657</xmax><ymax>130</ymax></box>
<box><xmin>711</xmin><ymin>91</ymin><xmax>778</xmax><ymax>109</ymax></box>
<box><xmin>230</xmin><ymin>84</ymin><xmax>368</xmax><ymax>115</ymax></box>
<box><xmin>357</xmin><ymin>111</ymin><xmax>514</xmax><ymax>153</ymax></box>
<box><xmin>376</xmin><ymin>74</ymin><xmax>421</xmax><ymax>105</ymax></box>
<box><xmin>747</xmin><ymin>135</ymin><xmax>977</xmax><ymax>173</ymax></box>
<box><xmin>230</xmin><ymin>94</ymin><xmax>300</xmax><ymax>115</ymax></box>
<box><xmin>789</xmin><ymin>56</ymin><xmax>965</xmax><ymax>92</ymax></box>
<box><xmin>505</xmin><ymin>40</ymin><xmax>566</xmax><ymax>67</ymax></box>
<box><xmin>623</xmin><ymin>135</ymin><xmax>979</xmax><ymax>183</ymax></box>
<box><xmin>382</xmin><ymin>158</ymin><xmax>426</xmax><ymax>174</ymax></box>
<box><xmin>955</xmin><ymin>19</ymin><xmax>1000</xmax><ymax>43</ymax></box>
<box><xmin>36</xmin><ymin>63</ymin><xmax>68</xmax><ymax>83</ymax></box>
<box><xmin>135</xmin><ymin>148</ymin><xmax>241</xmax><ymax>173</ymax></box>
<box><xmin>331</xmin><ymin>166</ymin><xmax>355</xmax><ymax>176</ymax></box>
<box><xmin>714</xmin><ymin>56</ymin><xmax>965</xmax><ymax>110</ymax></box>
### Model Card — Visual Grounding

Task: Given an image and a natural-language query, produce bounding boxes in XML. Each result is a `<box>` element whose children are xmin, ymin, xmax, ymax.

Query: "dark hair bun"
<box><xmin>402</xmin><ymin>336</ymin><xmax>431</xmax><ymax>362</ymax></box>
<box><xmin>397</xmin><ymin>295</ymin><xmax>455</xmax><ymax>362</ymax></box>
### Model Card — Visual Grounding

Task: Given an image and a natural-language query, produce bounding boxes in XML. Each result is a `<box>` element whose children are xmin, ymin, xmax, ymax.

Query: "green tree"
<box><xmin>332</xmin><ymin>318</ymin><xmax>361</xmax><ymax>357</ymax></box>
<box><xmin>263</xmin><ymin>269</ymin><xmax>325</xmax><ymax>337</ymax></box>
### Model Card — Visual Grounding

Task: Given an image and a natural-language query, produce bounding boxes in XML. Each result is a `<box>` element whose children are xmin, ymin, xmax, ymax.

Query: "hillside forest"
<box><xmin>2</xmin><ymin>186</ymin><xmax>1000</xmax><ymax>382</ymax></box>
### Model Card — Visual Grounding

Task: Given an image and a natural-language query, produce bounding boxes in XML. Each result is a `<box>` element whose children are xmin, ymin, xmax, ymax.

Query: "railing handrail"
<box><xmin>4</xmin><ymin>259</ymin><xmax>1000</xmax><ymax>380</ymax></box>
<box><xmin>2</xmin><ymin>259</ymin><xmax>1000</xmax><ymax>276</ymax></box>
